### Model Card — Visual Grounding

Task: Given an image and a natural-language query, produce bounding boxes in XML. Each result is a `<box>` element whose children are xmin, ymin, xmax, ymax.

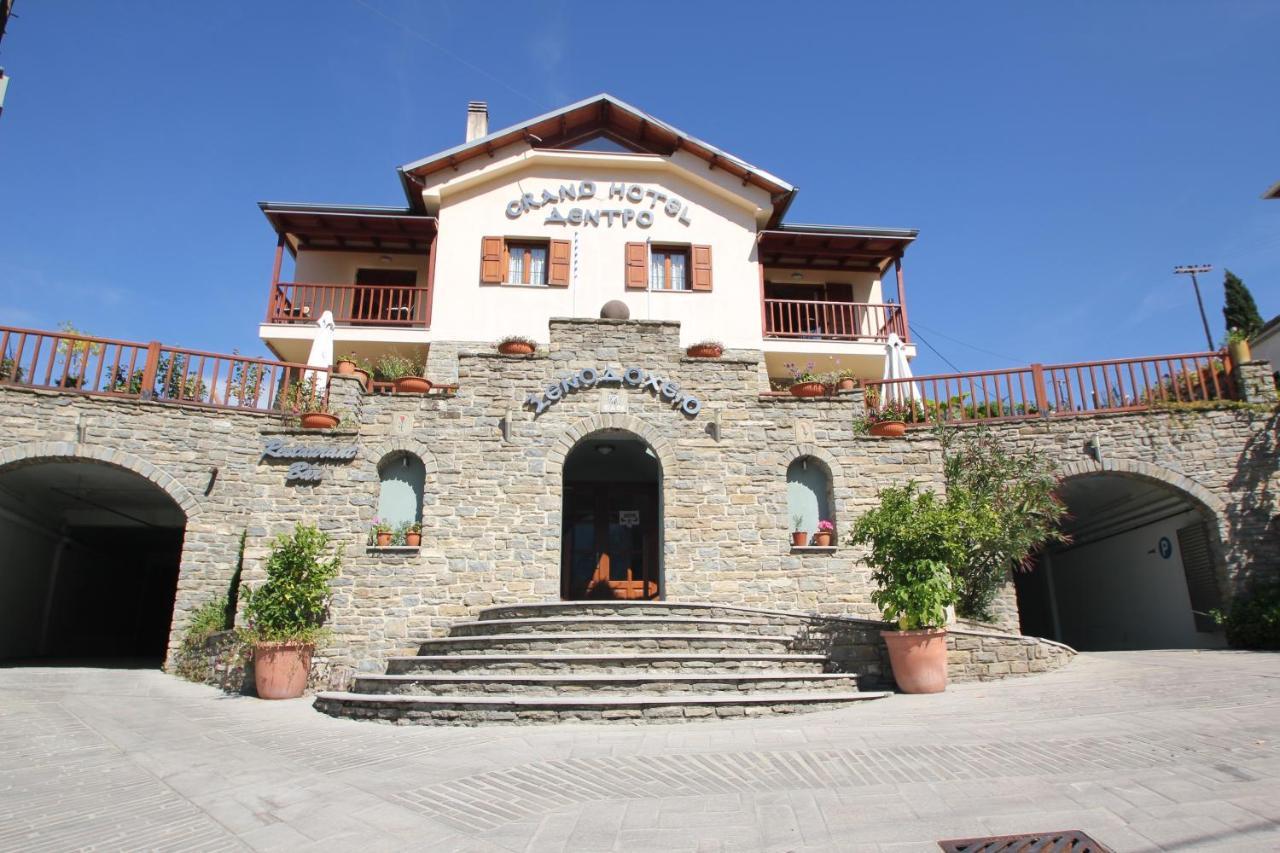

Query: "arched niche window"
<box><xmin>787</xmin><ymin>456</ymin><xmax>833</xmax><ymax>542</ymax></box>
<box><xmin>377</xmin><ymin>452</ymin><xmax>425</xmax><ymax>530</ymax></box>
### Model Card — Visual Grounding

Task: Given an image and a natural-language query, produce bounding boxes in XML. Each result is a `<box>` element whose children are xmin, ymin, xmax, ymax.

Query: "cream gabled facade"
<box><xmin>259</xmin><ymin>95</ymin><xmax>918</xmax><ymax>383</ymax></box>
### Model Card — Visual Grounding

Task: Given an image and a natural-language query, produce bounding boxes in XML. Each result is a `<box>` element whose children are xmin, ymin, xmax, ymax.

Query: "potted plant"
<box><xmin>1226</xmin><ymin>328</ymin><xmax>1252</xmax><ymax>365</ymax></box>
<box><xmin>335</xmin><ymin>353</ymin><xmax>358</xmax><ymax>375</ymax></box>
<box><xmin>848</xmin><ymin>483</ymin><xmax>961</xmax><ymax>694</ymax></box>
<box><xmin>867</xmin><ymin>400</ymin><xmax>916</xmax><ymax>437</ymax></box>
<box><xmin>791</xmin><ymin>515</ymin><xmax>809</xmax><ymax>547</ymax></box>
<box><xmin>785</xmin><ymin>361</ymin><xmax>828</xmax><ymax>398</ymax></box>
<box><xmin>371</xmin><ymin>518</ymin><xmax>393</xmax><ymax>547</ymax></box>
<box><xmin>834</xmin><ymin>370</ymin><xmax>858</xmax><ymax>393</ymax></box>
<box><xmin>812</xmin><ymin>519</ymin><xmax>835</xmax><ymax>547</ymax></box>
<box><xmin>686</xmin><ymin>340</ymin><xmax>724</xmax><ymax>359</ymax></box>
<box><xmin>284</xmin><ymin>380</ymin><xmax>340</xmax><ymax>429</ymax></box>
<box><xmin>241</xmin><ymin>523</ymin><xmax>340</xmax><ymax>700</ymax></box>
<box><xmin>375</xmin><ymin>354</ymin><xmax>431</xmax><ymax>393</ymax></box>
<box><xmin>497</xmin><ymin>335</ymin><xmax>537</xmax><ymax>356</ymax></box>
<box><xmin>401</xmin><ymin>521</ymin><xmax>422</xmax><ymax>547</ymax></box>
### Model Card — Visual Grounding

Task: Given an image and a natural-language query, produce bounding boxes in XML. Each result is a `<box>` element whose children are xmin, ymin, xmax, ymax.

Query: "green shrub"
<box><xmin>847</xmin><ymin>482</ymin><xmax>962</xmax><ymax>630</ymax></box>
<box><xmin>172</xmin><ymin>597</ymin><xmax>232</xmax><ymax>682</ymax></box>
<box><xmin>1214</xmin><ymin>582</ymin><xmax>1280</xmax><ymax>650</ymax></box>
<box><xmin>242</xmin><ymin>523</ymin><xmax>340</xmax><ymax>644</ymax></box>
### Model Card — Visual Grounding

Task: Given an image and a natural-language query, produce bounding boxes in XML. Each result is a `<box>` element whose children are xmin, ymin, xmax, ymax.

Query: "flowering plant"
<box><xmin>784</xmin><ymin>360</ymin><xmax>823</xmax><ymax>384</ymax></box>
<box><xmin>817</xmin><ymin>519</ymin><xmax>835</xmax><ymax>533</ymax></box>
<box><xmin>867</xmin><ymin>400</ymin><xmax>922</xmax><ymax>424</ymax></box>
<box><xmin>371</xmin><ymin>518</ymin><xmax>393</xmax><ymax>535</ymax></box>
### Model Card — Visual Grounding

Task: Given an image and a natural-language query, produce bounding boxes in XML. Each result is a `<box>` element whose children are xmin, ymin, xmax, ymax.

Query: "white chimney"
<box><xmin>466</xmin><ymin>101</ymin><xmax>488</xmax><ymax>142</ymax></box>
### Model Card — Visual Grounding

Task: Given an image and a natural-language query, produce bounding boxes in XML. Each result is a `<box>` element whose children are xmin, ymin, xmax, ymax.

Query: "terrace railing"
<box><xmin>865</xmin><ymin>350</ymin><xmax>1236</xmax><ymax>426</ymax></box>
<box><xmin>0</xmin><ymin>325</ymin><xmax>328</xmax><ymax>415</ymax></box>
<box><xmin>267</xmin><ymin>282</ymin><xmax>430</xmax><ymax>327</ymax></box>
<box><xmin>763</xmin><ymin>299</ymin><xmax>906</xmax><ymax>342</ymax></box>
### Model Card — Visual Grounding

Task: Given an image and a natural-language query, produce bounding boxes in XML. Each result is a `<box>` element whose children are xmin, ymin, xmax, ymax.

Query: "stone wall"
<box><xmin>947</xmin><ymin>628</ymin><xmax>1076</xmax><ymax>682</ymax></box>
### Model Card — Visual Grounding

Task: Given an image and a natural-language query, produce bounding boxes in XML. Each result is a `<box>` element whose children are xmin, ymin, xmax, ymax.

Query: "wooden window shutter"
<box><xmin>548</xmin><ymin>239</ymin><xmax>571</xmax><ymax>286</ymax></box>
<box><xmin>625</xmin><ymin>242</ymin><xmax>648</xmax><ymax>290</ymax></box>
<box><xmin>691</xmin><ymin>245</ymin><xmax>713</xmax><ymax>291</ymax></box>
<box><xmin>480</xmin><ymin>236</ymin><xmax>504</xmax><ymax>284</ymax></box>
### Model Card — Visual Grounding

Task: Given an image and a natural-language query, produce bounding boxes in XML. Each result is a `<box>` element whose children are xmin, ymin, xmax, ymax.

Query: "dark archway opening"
<box><xmin>561</xmin><ymin>429</ymin><xmax>662</xmax><ymax>600</ymax></box>
<box><xmin>1015</xmin><ymin>473</ymin><xmax>1225</xmax><ymax>651</ymax></box>
<box><xmin>0</xmin><ymin>460</ymin><xmax>186</xmax><ymax>666</ymax></box>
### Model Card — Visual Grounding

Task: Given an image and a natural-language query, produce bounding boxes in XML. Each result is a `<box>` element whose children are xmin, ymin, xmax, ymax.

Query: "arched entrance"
<box><xmin>0</xmin><ymin>458</ymin><xmax>187</xmax><ymax>664</ymax></box>
<box><xmin>561</xmin><ymin>429</ymin><xmax>662</xmax><ymax>600</ymax></box>
<box><xmin>1014</xmin><ymin>471</ymin><xmax>1226</xmax><ymax>650</ymax></box>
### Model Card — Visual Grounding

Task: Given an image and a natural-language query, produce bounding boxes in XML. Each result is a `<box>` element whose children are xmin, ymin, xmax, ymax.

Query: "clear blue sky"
<box><xmin>1</xmin><ymin>1</ymin><xmax>1276</xmax><ymax>375</ymax></box>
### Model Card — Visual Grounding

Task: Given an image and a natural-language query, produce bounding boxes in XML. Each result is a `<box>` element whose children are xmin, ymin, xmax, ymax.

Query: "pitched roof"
<box><xmin>397</xmin><ymin>93</ymin><xmax>797</xmax><ymax>226</ymax></box>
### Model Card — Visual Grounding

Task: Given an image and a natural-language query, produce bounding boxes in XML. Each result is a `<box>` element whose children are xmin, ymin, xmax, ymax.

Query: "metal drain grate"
<box><xmin>938</xmin><ymin>830</ymin><xmax>1113</xmax><ymax>852</ymax></box>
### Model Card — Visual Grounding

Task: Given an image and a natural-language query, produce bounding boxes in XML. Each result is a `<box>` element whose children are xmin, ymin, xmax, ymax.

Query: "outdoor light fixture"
<box><xmin>379</xmin><ymin>254</ymin><xmax>393</xmax><ymax>264</ymax></box>
<box><xmin>596</xmin><ymin>444</ymin><xmax>614</xmax><ymax>455</ymax></box>
<box><xmin>791</xmin><ymin>272</ymin><xmax>803</xmax><ymax>280</ymax></box>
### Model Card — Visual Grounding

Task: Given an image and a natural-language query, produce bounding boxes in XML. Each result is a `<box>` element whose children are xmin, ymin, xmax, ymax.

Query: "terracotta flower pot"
<box><xmin>1228</xmin><ymin>339</ymin><xmax>1251</xmax><ymax>365</ymax></box>
<box><xmin>836</xmin><ymin>377</ymin><xmax>857</xmax><ymax>393</ymax></box>
<box><xmin>686</xmin><ymin>344</ymin><xmax>723</xmax><ymax>358</ymax></box>
<box><xmin>253</xmin><ymin>641</ymin><xmax>314</xmax><ymax>700</ymax></box>
<box><xmin>498</xmin><ymin>341</ymin><xmax>535</xmax><ymax>355</ymax></box>
<box><xmin>811</xmin><ymin>531</ymin><xmax>833</xmax><ymax>547</ymax></box>
<box><xmin>404</xmin><ymin>531</ymin><xmax>421</xmax><ymax>547</ymax></box>
<box><xmin>300</xmin><ymin>412</ymin><xmax>339</xmax><ymax>430</ymax></box>
<box><xmin>791</xmin><ymin>531</ymin><xmax>809</xmax><ymax>547</ymax></box>
<box><xmin>789</xmin><ymin>381</ymin><xmax>827</xmax><ymax>398</ymax></box>
<box><xmin>869</xmin><ymin>420</ymin><xmax>907</xmax><ymax>437</ymax></box>
<box><xmin>881</xmin><ymin>628</ymin><xmax>948</xmax><ymax>694</ymax></box>
<box><xmin>352</xmin><ymin>368</ymin><xmax>371</xmax><ymax>391</ymax></box>
<box><xmin>375</xmin><ymin>531</ymin><xmax>393</xmax><ymax>547</ymax></box>
<box><xmin>394</xmin><ymin>376</ymin><xmax>432</xmax><ymax>393</ymax></box>
<box><xmin>335</xmin><ymin>359</ymin><xmax>356</xmax><ymax>375</ymax></box>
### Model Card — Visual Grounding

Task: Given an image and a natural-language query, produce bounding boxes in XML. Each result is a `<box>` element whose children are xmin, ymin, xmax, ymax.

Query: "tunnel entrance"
<box><xmin>0</xmin><ymin>459</ymin><xmax>186</xmax><ymax>665</ymax></box>
<box><xmin>1014</xmin><ymin>473</ymin><xmax>1225</xmax><ymax>651</ymax></box>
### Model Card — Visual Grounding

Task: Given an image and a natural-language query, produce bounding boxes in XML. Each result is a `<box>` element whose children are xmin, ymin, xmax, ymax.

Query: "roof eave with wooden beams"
<box><xmin>757</xmin><ymin>226</ymin><xmax>919</xmax><ymax>275</ymax></box>
<box><xmin>260</xmin><ymin>203</ymin><xmax>438</xmax><ymax>255</ymax></box>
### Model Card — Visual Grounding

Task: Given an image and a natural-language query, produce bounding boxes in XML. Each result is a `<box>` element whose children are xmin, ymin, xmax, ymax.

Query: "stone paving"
<box><xmin>2</xmin><ymin>651</ymin><xmax>1279</xmax><ymax>852</ymax></box>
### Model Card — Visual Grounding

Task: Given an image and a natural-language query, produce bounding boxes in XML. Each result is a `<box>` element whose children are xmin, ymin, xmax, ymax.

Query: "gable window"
<box><xmin>480</xmin><ymin>237</ymin><xmax>570</xmax><ymax>286</ymax></box>
<box><xmin>649</xmin><ymin>246</ymin><xmax>688</xmax><ymax>291</ymax></box>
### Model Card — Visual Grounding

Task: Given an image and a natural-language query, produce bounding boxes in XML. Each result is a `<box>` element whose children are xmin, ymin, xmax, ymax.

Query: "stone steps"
<box><xmin>314</xmin><ymin>601</ymin><xmax>890</xmax><ymax>725</ymax></box>
<box><xmin>312</xmin><ymin>690</ymin><xmax>891</xmax><ymax>726</ymax></box>
<box><xmin>384</xmin><ymin>652</ymin><xmax>830</xmax><ymax>675</ymax></box>
<box><xmin>351</xmin><ymin>672</ymin><xmax>861</xmax><ymax>696</ymax></box>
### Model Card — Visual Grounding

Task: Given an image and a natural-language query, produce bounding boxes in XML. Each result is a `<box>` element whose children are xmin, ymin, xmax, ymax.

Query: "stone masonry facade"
<box><xmin>0</xmin><ymin>318</ymin><xmax>1275</xmax><ymax>685</ymax></box>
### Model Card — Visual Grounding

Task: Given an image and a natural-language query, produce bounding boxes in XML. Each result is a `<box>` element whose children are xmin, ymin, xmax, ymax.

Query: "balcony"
<box><xmin>267</xmin><ymin>282</ymin><xmax>430</xmax><ymax>327</ymax></box>
<box><xmin>763</xmin><ymin>299</ymin><xmax>906</xmax><ymax>342</ymax></box>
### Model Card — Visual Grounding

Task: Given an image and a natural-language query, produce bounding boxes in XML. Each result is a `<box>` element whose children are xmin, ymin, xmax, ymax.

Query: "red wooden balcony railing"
<box><xmin>763</xmin><ymin>299</ymin><xmax>906</xmax><ymax>342</ymax></box>
<box><xmin>0</xmin><ymin>324</ymin><xmax>328</xmax><ymax>415</ymax></box>
<box><xmin>267</xmin><ymin>282</ymin><xmax>430</xmax><ymax>327</ymax></box>
<box><xmin>864</xmin><ymin>350</ymin><xmax>1236</xmax><ymax>426</ymax></box>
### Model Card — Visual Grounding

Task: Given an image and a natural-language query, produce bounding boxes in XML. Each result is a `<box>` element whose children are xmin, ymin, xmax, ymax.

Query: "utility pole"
<box><xmin>1173</xmin><ymin>264</ymin><xmax>1216</xmax><ymax>351</ymax></box>
<box><xmin>0</xmin><ymin>0</ymin><xmax>13</xmax><ymax>121</ymax></box>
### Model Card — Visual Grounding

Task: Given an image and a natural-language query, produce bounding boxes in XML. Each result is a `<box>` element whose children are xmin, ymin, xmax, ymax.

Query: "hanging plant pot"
<box><xmin>375</xmin><ymin>531</ymin><xmax>393</xmax><ymax>547</ymax></box>
<box><xmin>791</xmin><ymin>531</ymin><xmax>809</xmax><ymax>547</ymax></box>
<box><xmin>789</xmin><ymin>381</ymin><xmax>827</xmax><ymax>398</ymax></box>
<box><xmin>811</xmin><ymin>531</ymin><xmax>833</xmax><ymax>547</ymax></box>
<box><xmin>253</xmin><ymin>642</ymin><xmax>314</xmax><ymax>700</ymax></box>
<box><xmin>300</xmin><ymin>412</ymin><xmax>339</xmax><ymax>430</ymax></box>
<box><xmin>870</xmin><ymin>420</ymin><xmax>907</xmax><ymax>437</ymax></box>
<box><xmin>498</xmin><ymin>340</ymin><xmax>535</xmax><ymax>355</ymax></box>
<box><xmin>404</xmin><ymin>531</ymin><xmax>422</xmax><ymax>547</ymax></box>
<box><xmin>686</xmin><ymin>343</ymin><xmax>723</xmax><ymax>359</ymax></box>
<box><xmin>335</xmin><ymin>359</ymin><xmax>356</xmax><ymax>375</ymax></box>
<box><xmin>881</xmin><ymin>628</ymin><xmax>948</xmax><ymax>694</ymax></box>
<box><xmin>836</xmin><ymin>377</ymin><xmax>857</xmax><ymax>393</ymax></box>
<box><xmin>394</xmin><ymin>377</ymin><xmax>432</xmax><ymax>394</ymax></box>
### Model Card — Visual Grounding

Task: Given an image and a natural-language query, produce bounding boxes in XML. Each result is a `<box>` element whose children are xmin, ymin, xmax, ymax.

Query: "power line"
<box><xmin>909</xmin><ymin>328</ymin><xmax>963</xmax><ymax>373</ymax></box>
<box><xmin>349</xmin><ymin>0</ymin><xmax>543</xmax><ymax>108</ymax></box>
<box><xmin>910</xmin><ymin>319</ymin><xmax>1027</xmax><ymax>365</ymax></box>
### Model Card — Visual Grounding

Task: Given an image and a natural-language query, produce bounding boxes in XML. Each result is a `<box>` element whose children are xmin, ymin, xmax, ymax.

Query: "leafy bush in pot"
<box><xmin>242</xmin><ymin>524</ymin><xmax>340</xmax><ymax>644</ymax></box>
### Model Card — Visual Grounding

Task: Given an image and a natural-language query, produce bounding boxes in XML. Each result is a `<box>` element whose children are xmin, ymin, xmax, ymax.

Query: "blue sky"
<box><xmin>0</xmin><ymin>1</ymin><xmax>1276</xmax><ymax>375</ymax></box>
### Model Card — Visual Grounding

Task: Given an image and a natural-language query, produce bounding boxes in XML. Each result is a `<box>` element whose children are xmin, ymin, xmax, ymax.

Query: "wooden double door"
<box><xmin>562</xmin><ymin>482</ymin><xmax>659</xmax><ymax>600</ymax></box>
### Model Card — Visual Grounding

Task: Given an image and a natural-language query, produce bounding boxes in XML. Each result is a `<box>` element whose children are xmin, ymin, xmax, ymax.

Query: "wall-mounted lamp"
<box><xmin>596</xmin><ymin>444</ymin><xmax>615</xmax><ymax>456</ymax></box>
<box><xmin>378</xmin><ymin>254</ymin><xmax>393</xmax><ymax>264</ymax></box>
<box><xmin>791</xmin><ymin>272</ymin><xmax>803</xmax><ymax>280</ymax></box>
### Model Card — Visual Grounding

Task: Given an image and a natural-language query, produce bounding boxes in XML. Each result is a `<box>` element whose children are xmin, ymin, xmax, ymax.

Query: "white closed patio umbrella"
<box><xmin>881</xmin><ymin>332</ymin><xmax>922</xmax><ymax>406</ymax></box>
<box><xmin>305</xmin><ymin>310</ymin><xmax>336</xmax><ymax>393</ymax></box>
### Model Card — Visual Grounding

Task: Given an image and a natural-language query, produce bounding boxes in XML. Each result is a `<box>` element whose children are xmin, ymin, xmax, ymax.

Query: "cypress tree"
<box><xmin>1222</xmin><ymin>269</ymin><xmax>1264</xmax><ymax>338</ymax></box>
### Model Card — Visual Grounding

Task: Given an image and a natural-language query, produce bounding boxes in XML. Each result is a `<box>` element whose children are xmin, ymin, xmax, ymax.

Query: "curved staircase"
<box><xmin>314</xmin><ymin>602</ymin><xmax>891</xmax><ymax>725</ymax></box>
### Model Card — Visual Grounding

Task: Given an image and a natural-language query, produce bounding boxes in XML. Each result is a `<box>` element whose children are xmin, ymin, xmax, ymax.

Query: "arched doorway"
<box><xmin>561</xmin><ymin>429</ymin><xmax>662</xmax><ymax>600</ymax></box>
<box><xmin>0</xmin><ymin>459</ymin><xmax>187</xmax><ymax>665</ymax></box>
<box><xmin>1014</xmin><ymin>471</ymin><xmax>1226</xmax><ymax>650</ymax></box>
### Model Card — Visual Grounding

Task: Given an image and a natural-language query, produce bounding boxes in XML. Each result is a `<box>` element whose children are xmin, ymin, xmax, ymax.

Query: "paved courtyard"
<box><xmin>2</xmin><ymin>651</ymin><xmax>1279</xmax><ymax>852</ymax></box>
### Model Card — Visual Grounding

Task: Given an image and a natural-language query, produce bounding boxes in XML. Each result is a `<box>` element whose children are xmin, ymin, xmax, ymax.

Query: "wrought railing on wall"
<box><xmin>763</xmin><ymin>299</ymin><xmax>906</xmax><ymax>342</ymax></box>
<box><xmin>267</xmin><ymin>282</ymin><xmax>430</xmax><ymax>327</ymax></box>
<box><xmin>0</xmin><ymin>325</ymin><xmax>328</xmax><ymax>415</ymax></box>
<box><xmin>864</xmin><ymin>350</ymin><xmax>1237</xmax><ymax>426</ymax></box>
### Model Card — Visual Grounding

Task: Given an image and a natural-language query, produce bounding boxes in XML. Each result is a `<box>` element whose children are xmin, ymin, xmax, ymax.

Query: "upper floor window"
<box><xmin>625</xmin><ymin>242</ymin><xmax>713</xmax><ymax>292</ymax></box>
<box><xmin>649</xmin><ymin>246</ymin><xmax>689</xmax><ymax>291</ymax></box>
<box><xmin>481</xmin><ymin>237</ymin><xmax>570</xmax><ymax>287</ymax></box>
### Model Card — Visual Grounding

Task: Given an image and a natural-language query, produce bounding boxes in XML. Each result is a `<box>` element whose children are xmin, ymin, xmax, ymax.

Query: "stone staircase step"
<box><xmin>351</xmin><ymin>672</ymin><xmax>860</xmax><ymax>696</ymax></box>
<box><xmin>313</xmin><ymin>690</ymin><xmax>891</xmax><ymax>725</ymax></box>
<box><xmin>384</xmin><ymin>652</ymin><xmax>830</xmax><ymax>675</ymax></box>
<box><xmin>449</xmin><ymin>616</ymin><xmax>779</xmax><ymax>637</ymax></box>
<box><xmin>414</xmin><ymin>633</ymin><xmax>797</xmax><ymax>655</ymax></box>
<box><xmin>479</xmin><ymin>602</ymin><xmax>787</xmax><ymax>623</ymax></box>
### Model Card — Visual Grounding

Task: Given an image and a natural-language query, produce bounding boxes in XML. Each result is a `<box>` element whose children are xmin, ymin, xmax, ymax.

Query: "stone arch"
<box><xmin>0</xmin><ymin>441</ymin><xmax>200</xmax><ymax>518</ymax></box>
<box><xmin>1056</xmin><ymin>457</ymin><xmax>1226</xmax><ymax>522</ymax></box>
<box><xmin>546</xmin><ymin>414</ymin><xmax>675</xmax><ymax>479</ymax></box>
<box><xmin>360</xmin><ymin>438</ymin><xmax>440</xmax><ymax>478</ymax></box>
<box><xmin>775</xmin><ymin>444</ymin><xmax>845</xmax><ymax>540</ymax></box>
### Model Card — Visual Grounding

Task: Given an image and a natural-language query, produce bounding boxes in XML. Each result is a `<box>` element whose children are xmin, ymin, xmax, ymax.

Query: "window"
<box><xmin>649</xmin><ymin>246</ymin><xmax>689</xmax><ymax>291</ymax></box>
<box><xmin>480</xmin><ymin>237</ymin><xmax>570</xmax><ymax>286</ymax></box>
<box><xmin>377</xmin><ymin>452</ymin><xmax>425</xmax><ymax>533</ymax></box>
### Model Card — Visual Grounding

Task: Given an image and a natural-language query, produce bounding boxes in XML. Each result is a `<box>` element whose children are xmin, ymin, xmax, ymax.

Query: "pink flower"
<box><xmin>817</xmin><ymin>520</ymin><xmax>835</xmax><ymax>532</ymax></box>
